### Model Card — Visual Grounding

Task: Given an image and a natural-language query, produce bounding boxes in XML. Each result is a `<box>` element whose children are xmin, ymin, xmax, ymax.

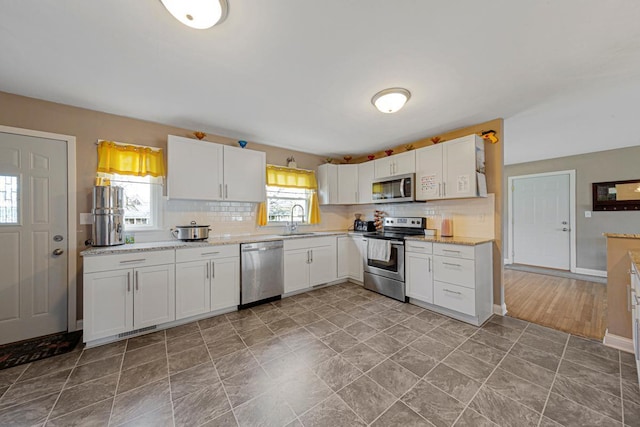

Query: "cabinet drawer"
<box><xmin>176</xmin><ymin>244</ymin><xmax>239</xmax><ymax>263</ymax></box>
<box><xmin>406</xmin><ymin>241</ymin><xmax>433</xmax><ymax>254</ymax></box>
<box><xmin>284</xmin><ymin>236</ymin><xmax>336</xmax><ymax>251</ymax></box>
<box><xmin>433</xmin><ymin>256</ymin><xmax>475</xmax><ymax>288</ymax></box>
<box><xmin>434</xmin><ymin>243</ymin><xmax>475</xmax><ymax>260</ymax></box>
<box><xmin>434</xmin><ymin>281</ymin><xmax>476</xmax><ymax>316</ymax></box>
<box><xmin>84</xmin><ymin>250</ymin><xmax>175</xmax><ymax>273</ymax></box>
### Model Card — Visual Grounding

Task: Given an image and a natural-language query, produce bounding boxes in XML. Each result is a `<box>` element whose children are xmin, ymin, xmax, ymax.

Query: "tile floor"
<box><xmin>1</xmin><ymin>282</ymin><xmax>639</xmax><ymax>426</ymax></box>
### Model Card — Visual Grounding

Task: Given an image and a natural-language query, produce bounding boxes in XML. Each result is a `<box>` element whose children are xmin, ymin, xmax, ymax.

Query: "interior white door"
<box><xmin>512</xmin><ymin>173</ymin><xmax>571</xmax><ymax>269</ymax></box>
<box><xmin>0</xmin><ymin>132</ymin><xmax>68</xmax><ymax>345</ymax></box>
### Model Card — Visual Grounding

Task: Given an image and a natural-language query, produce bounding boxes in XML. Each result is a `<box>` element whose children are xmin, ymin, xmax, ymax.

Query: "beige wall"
<box><xmin>504</xmin><ymin>145</ymin><xmax>640</xmax><ymax>271</ymax></box>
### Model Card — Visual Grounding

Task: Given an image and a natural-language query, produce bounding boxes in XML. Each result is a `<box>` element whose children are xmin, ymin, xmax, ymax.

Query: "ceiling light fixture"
<box><xmin>160</xmin><ymin>0</ymin><xmax>228</xmax><ymax>29</ymax></box>
<box><xmin>371</xmin><ymin>88</ymin><xmax>411</xmax><ymax>113</ymax></box>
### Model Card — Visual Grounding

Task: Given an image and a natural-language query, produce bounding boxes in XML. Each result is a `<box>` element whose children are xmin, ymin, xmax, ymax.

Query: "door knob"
<box><xmin>562</xmin><ymin>221</ymin><xmax>568</xmax><ymax>225</ymax></box>
<box><xmin>562</xmin><ymin>228</ymin><xmax>570</xmax><ymax>232</ymax></box>
<box><xmin>53</xmin><ymin>248</ymin><xmax>64</xmax><ymax>256</ymax></box>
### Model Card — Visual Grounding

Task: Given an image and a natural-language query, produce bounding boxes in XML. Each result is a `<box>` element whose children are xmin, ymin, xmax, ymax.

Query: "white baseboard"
<box><xmin>603</xmin><ymin>329</ymin><xmax>633</xmax><ymax>353</ymax></box>
<box><xmin>504</xmin><ymin>258</ymin><xmax>512</xmax><ymax>265</ymax></box>
<box><xmin>574</xmin><ymin>268</ymin><xmax>607</xmax><ymax>278</ymax></box>
<box><xmin>493</xmin><ymin>303</ymin><xmax>507</xmax><ymax>316</ymax></box>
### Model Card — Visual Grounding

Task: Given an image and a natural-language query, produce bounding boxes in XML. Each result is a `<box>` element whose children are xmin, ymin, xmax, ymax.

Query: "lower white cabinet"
<box><xmin>175</xmin><ymin>245</ymin><xmax>239</xmax><ymax>319</ymax></box>
<box><xmin>337</xmin><ymin>235</ymin><xmax>365</xmax><ymax>282</ymax></box>
<box><xmin>284</xmin><ymin>237</ymin><xmax>337</xmax><ymax>293</ymax></box>
<box><xmin>405</xmin><ymin>240</ymin><xmax>493</xmax><ymax>326</ymax></box>
<box><xmin>406</xmin><ymin>241</ymin><xmax>434</xmax><ymax>303</ymax></box>
<box><xmin>83</xmin><ymin>250</ymin><xmax>176</xmax><ymax>342</ymax></box>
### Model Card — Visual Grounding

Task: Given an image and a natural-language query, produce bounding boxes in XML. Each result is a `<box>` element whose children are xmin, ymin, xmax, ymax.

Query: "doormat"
<box><xmin>0</xmin><ymin>331</ymin><xmax>83</xmax><ymax>371</ymax></box>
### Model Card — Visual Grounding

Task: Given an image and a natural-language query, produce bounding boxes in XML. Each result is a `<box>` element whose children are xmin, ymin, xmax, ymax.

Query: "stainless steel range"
<box><xmin>363</xmin><ymin>217</ymin><xmax>426</xmax><ymax>301</ymax></box>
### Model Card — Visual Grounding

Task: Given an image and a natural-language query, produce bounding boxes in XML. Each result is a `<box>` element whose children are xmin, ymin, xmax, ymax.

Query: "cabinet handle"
<box><xmin>307</xmin><ymin>250</ymin><xmax>311</xmax><ymax>264</ymax></box>
<box><xmin>201</xmin><ymin>251</ymin><xmax>220</xmax><ymax>256</ymax></box>
<box><xmin>443</xmin><ymin>262</ymin><xmax>462</xmax><ymax>267</ymax></box>
<box><xmin>224</xmin><ymin>184</ymin><xmax>228</xmax><ymax>199</ymax></box>
<box><xmin>443</xmin><ymin>182</ymin><xmax>446</xmax><ymax>197</ymax></box>
<box><xmin>389</xmin><ymin>163</ymin><xmax>393</xmax><ymax>176</ymax></box>
<box><xmin>120</xmin><ymin>258</ymin><xmax>146</xmax><ymax>264</ymax></box>
<box><xmin>428</xmin><ymin>258</ymin><xmax>431</xmax><ymax>272</ymax></box>
<box><xmin>438</xmin><ymin>183</ymin><xmax>442</xmax><ymax>197</ymax></box>
<box><xmin>219</xmin><ymin>184</ymin><xmax>223</xmax><ymax>198</ymax></box>
<box><xmin>629</xmin><ymin>285</ymin><xmax>632</xmax><ymax>312</ymax></box>
<box><xmin>442</xmin><ymin>249</ymin><xmax>461</xmax><ymax>253</ymax></box>
<box><xmin>206</xmin><ymin>261</ymin><xmax>210</xmax><ymax>279</ymax></box>
<box><xmin>443</xmin><ymin>288</ymin><xmax>462</xmax><ymax>295</ymax></box>
<box><xmin>135</xmin><ymin>271</ymin><xmax>139</xmax><ymax>291</ymax></box>
<box><xmin>127</xmin><ymin>272</ymin><xmax>131</xmax><ymax>292</ymax></box>
<box><xmin>310</xmin><ymin>249</ymin><xmax>313</xmax><ymax>263</ymax></box>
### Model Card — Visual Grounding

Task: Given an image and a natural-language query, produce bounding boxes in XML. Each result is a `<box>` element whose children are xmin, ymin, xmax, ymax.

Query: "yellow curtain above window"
<box><xmin>97</xmin><ymin>140</ymin><xmax>166</xmax><ymax>177</ymax></box>
<box><xmin>266</xmin><ymin>165</ymin><xmax>317</xmax><ymax>190</ymax></box>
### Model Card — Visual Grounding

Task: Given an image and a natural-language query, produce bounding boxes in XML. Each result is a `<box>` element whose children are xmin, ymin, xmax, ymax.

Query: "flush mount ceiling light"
<box><xmin>160</xmin><ymin>0</ymin><xmax>228</xmax><ymax>29</ymax></box>
<box><xmin>371</xmin><ymin>88</ymin><xmax>411</xmax><ymax>113</ymax></box>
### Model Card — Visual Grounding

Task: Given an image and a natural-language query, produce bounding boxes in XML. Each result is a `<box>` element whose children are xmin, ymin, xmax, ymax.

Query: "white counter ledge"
<box><xmin>80</xmin><ymin>231</ymin><xmax>348</xmax><ymax>256</ymax></box>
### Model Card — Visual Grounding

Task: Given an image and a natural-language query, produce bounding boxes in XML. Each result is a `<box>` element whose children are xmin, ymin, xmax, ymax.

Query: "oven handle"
<box><xmin>365</xmin><ymin>238</ymin><xmax>404</xmax><ymax>246</ymax></box>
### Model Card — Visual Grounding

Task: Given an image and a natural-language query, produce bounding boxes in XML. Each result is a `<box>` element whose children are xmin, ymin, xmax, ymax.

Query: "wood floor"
<box><xmin>504</xmin><ymin>268</ymin><xmax>607</xmax><ymax>340</ymax></box>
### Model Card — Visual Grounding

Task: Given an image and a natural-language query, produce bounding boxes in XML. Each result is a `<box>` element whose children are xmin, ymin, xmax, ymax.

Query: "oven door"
<box><xmin>364</xmin><ymin>238</ymin><xmax>405</xmax><ymax>281</ymax></box>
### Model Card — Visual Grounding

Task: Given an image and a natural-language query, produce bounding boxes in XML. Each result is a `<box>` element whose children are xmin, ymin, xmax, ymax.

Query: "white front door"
<box><xmin>512</xmin><ymin>173</ymin><xmax>571</xmax><ymax>270</ymax></box>
<box><xmin>0</xmin><ymin>132</ymin><xmax>68</xmax><ymax>344</ymax></box>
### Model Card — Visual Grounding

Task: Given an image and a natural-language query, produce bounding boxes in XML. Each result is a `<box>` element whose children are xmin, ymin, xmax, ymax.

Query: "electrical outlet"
<box><xmin>80</xmin><ymin>213</ymin><xmax>94</xmax><ymax>224</ymax></box>
<box><xmin>585</xmin><ymin>211</ymin><xmax>592</xmax><ymax>218</ymax></box>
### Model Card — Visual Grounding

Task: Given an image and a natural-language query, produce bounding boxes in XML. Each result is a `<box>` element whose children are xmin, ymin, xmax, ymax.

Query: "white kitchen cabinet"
<box><xmin>168</xmin><ymin>135</ymin><xmax>265</xmax><ymax>202</ymax></box>
<box><xmin>175</xmin><ymin>245</ymin><xmax>240</xmax><ymax>319</ymax></box>
<box><xmin>631</xmin><ymin>262</ymin><xmax>640</xmax><ymax>385</ymax></box>
<box><xmin>337</xmin><ymin>235</ymin><xmax>365</xmax><ymax>282</ymax></box>
<box><xmin>284</xmin><ymin>236</ymin><xmax>337</xmax><ymax>293</ymax></box>
<box><xmin>374</xmin><ymin>151</ymin><xmax>415</xmax><ymax>179</ymax></box>
<box><xmin>83</xmin><ymin>250</ymin><xmax>176</xmax><ymax>342</ymax></box>
<box><xmin>337</xmin><ymin>164</ymin><xmax>358</xmax><ymax>204</ymax></box>
<box><xmin>317</xmin><ymin>163</ymin><xmax>338</xmax><ymax>205</ymax></box>
<box><xmin>415</xmin><ymin>134</ymin><xmax>486</xmax><ymax>201</ymax></box>
<box><xmin>405</xmin><ymin>241</ymin><xmax>434</xmax><ymax>303</ymax></box>
<box><xmin>357</xmin><ymin>161</ymin><xmax>374</xmax><ymax>204</ymax></box>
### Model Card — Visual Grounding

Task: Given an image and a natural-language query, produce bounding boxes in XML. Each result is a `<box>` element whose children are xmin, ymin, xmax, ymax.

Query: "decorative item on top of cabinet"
<box><xmin>193</xmin><ymin>131</ymin><xmax>206</xmax><ymax>140</ymax></box>
<box><xmin>238</xmin><ymin>140</ymin><xmax>248</xmax><ymax>148</ymax></box>
<box><xmin>404</xmin><ymin>144</ymin><xmax>414</xmax><ymax>151</ymax></box>
<box><xmin>367</xmin><ymin>155</ymin><xmax>375</xmax><ymax>161</ymax></box>
<box><xmin>286</xmin><ymin>156</ymin><xmax>297</xmax><ymax>168</ymax></box>
<box><xmin>343</xmin><ymin>156</ymin><xmax>352</xmax><ymax>163</ymax></box>
<box><xmin>480</xmin><ymin>130</ymin><xmax>498</xmax><ymax>144</ymax></box>
<box><xmin>431</xmin><ymin>136</ymin><xmax>442</xmax><ymax>144</ymax></box>
<box><xmin>384</xmin><ymin>149</ymin><xmax>394</xmax><ymax>156</ymax></box>
<box><xmin>325</xmin><ymin>158</ymin><xmax>334</xmax><ymax>164</ymax></box>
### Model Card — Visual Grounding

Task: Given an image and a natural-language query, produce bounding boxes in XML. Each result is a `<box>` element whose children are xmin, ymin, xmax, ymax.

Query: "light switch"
<box><xmin>80</xmin><ymin>213</ymin><xmax>94</xmax><ymax>224</ymax></box>
<box><xmin>585</xmin><ymin>211</ymin><xmax>592</xmax><ymax>218</ymax></box>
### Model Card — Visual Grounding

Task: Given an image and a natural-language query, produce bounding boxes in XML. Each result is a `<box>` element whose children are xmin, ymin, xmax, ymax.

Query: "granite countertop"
<box><xmin>604</xmin><ymin>233</ymin><xmax>640</xmax><ymax>239</ymax></box>
<box><xmin>630</xmin><ymin>251</ymin><xmax>640</xmax><ymax>271</ymax></box>
<box><xmin>80</xmin><ymin>231</ymin><xmax>347</xmax><ymax>256</ymax></box>
<box><xmin>404</xmin><ymin>236</ymin><xmax>494</xmax><ymax>246</ymax></box>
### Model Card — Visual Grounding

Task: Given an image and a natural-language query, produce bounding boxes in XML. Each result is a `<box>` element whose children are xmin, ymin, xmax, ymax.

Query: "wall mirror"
<box><xmin>592</xmin><ymin>180</ymin><xmax>640</xmax><ymax>211</ymax></box>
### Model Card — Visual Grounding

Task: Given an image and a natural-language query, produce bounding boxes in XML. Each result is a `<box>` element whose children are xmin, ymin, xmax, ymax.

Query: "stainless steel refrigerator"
<box><xmin>92</xmin><ymin>186</ymin><xmax>125</xmax><ymax>246</ymax></box>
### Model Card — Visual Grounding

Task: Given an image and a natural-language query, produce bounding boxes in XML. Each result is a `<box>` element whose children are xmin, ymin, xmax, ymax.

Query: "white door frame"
<box><xmin>0</xmin><ymin>125</ymin><xmax>78</xmax><ymax>332</ymax></box>
<box><xmin>507</xmin><ymin>169</ymin><xmax>576</xmax><ymax>273</ymax></box>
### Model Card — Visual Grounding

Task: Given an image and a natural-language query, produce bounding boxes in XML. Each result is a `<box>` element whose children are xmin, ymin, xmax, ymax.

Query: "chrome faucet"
<box><xmin>288</xmin><ymin>204</ymin><xmax>305</xmax><ymax>233</ymax></box>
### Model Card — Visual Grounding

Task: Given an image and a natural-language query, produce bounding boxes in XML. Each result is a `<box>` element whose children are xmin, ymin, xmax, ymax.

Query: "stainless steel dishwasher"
<box><xmin>240</xmin><ymin>240</ymin><xmax>284</xmax><ymax>308</ymax></box>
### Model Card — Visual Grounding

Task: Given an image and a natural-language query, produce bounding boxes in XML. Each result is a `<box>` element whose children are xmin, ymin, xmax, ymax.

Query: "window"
<box><xmin>267</xmin><ymin>186</ymin><xmax>311</xmax><ymax>223</ymax></box>
<box><xmin>101</xmin><ymin>173</ymin><xmax>162</xmax><ymax>230</ymax></box>
<box><xmin>0</xmin><ymin>175</ymin><xmax>18</xmax><ymax>224</ymax></box>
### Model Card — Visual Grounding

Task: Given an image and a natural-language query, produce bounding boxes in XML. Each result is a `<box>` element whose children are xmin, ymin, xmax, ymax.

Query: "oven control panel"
<box><xmin>383</xmin><ymin>217</ymin><xmax>426</xmax><ymax>229</ymax></box>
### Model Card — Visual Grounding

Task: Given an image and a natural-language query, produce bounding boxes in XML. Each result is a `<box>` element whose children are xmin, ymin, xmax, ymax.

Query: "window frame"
<box><xmin>107</xmin><ymin>173</ymin><xmax>163</xmax><ymax>231</ymax></box>
<box><xmin>266</xmin><ymin>185</ymin><xmax>311</xmax><ymax>225</ymax></box>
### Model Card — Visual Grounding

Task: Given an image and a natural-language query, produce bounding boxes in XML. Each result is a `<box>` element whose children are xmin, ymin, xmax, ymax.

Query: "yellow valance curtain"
<box><xmin>97</xmin><ymin>140</ymin><xmax>166</xmax><ymax>177</ymax></box>
<box><xmin>266</xmin><ymin>165</ymin><xmax>317</xmax><ymax>189</ymax></box>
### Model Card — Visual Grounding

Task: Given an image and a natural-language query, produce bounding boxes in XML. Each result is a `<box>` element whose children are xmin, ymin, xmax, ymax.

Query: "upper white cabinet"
<box><xmin>338</xmin><ymin>164</ymin><xmax>358</xmax><ymax>204</ymax></box>
<box><xmin>168</xmin><ymin>135</ymin><xmax>266</xmax><ymax>202</ymax></box>
<box><xmin>374</xmin><ymin>151</ymin><xmax>415</xmax><ymax>179</ymax></box>
<box><xmin>357</xmin><ymin>162</ymin><xmax>374</xmax><ymax>204</ymax></box>
<box><xmin>415</xmin><ymin>134</ymin><xmax>486</xmax><ymax>201</ymax></box>
<box><xmin>317</xmin><ymin>163</ymin><xmax>338</xmax><ymax>205</ymax></box>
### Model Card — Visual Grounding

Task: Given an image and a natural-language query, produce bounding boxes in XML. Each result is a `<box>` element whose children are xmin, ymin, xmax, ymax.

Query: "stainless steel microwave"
<box><xmin>372</xmin><ymin>173</ymin><xmax>415</xmax><ymax>203</ymax></box>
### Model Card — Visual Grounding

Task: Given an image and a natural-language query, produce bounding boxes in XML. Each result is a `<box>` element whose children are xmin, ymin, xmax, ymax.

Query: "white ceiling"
<box><xmin>1</xmin><ymin>1</ymin><xmax>640</xmax><ymax>163</ymax></box>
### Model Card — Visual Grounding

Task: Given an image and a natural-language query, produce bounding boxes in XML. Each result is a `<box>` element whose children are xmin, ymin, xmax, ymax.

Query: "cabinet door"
<box><xmin>374</xmin><ymin>157</ymin><xmax>394</xmax><ymax>179</ymax></box>
<box><xmin>317</xmin><ymin>164</ymin><xmax>338</xmax><ymax>205</ymax></box>
<box><xmin>406</xmin><ymin>253</ymin><xmax>433</xmax><ymax>303</ymax></box>
<box><xmin>357</xmin><ymin>162</ymin><xmax>374</xmax><ymax>204</ymax></box>
<box><xmin>223</xmin><ymin>145</ymin><xmax>266</xmax><ymax>202</ymax></box>
<box><xmin>168</xmin><ymin>135</ymin><xmax>223</xmax><ymax>200</ymax></box>
<box><xmin>309</xmin><ymin>245</ymin><xmax>337</xmax><ymax>286</ymax></box>
<box><xmin>211</xmin><ymin>257</ymin><xmax>240</xmax><ymax>311</ymax></box>
<box><xmin>443</xmin><ymin>136</ymin><xmax>477</xmax><ymax>199</ymax></box>
<box><xmin>134</xmin><ymin>264</ymin><xmax>176</xmax><ymax>329</ymax></box>
<box><xmin>284</xmin><ymin>249</ymin><xmax>310</xmax><ymax>293</ymax></box>
<box><xmin>175</xmin><ymin>260</ymin><xmax>210</xmax><ymax>320</ymax></box>
<box><xmin>348</xmin><ymin>236</ymin><xmax>364</xmax><ymax>282</ymax></box>
<box><xmin>337</xmin><ymin>164</ymin><xmax>358</xmax><ymax>204</ymax></box>
<box><xmin>415</xmin><ymin>144</ymin><xmax>443</xmax><ymax>200</ymax></box>
<box><xmin>84</xmin><ymin>269</ymin><xmax>133</xmax><ymax>341</ymax></box>
<box><xmin>337</xmin><ymin>237</ymin><xmax>349</xmax><ymax>279</ymax></box>
<box><xmin>392</xmin><ymin>151</ymin><xmax>416</xmax><ymax>176</ymax></box>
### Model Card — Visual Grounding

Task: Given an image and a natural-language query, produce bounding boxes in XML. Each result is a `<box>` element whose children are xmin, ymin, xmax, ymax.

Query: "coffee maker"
<box><xmin>353</xmin><ymin>213</ymin><xmax>375</xmax><ymax>232</ymax></box>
